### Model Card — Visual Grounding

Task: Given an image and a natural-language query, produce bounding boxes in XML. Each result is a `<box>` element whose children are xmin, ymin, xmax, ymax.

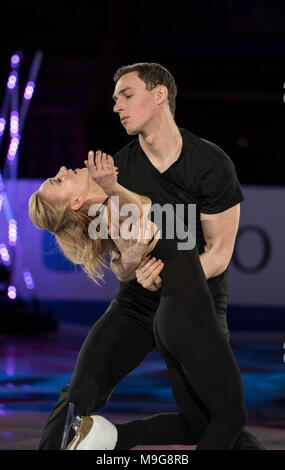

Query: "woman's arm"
<box><xmin>87</xmin><ymin>150</ymin><xmax>153</xmax><ymax>272</ymax></box>
<box><xmin>109</xmin><ymin>249</ymin><xmax>138</xmax><ymax>282</ymax></box>
<box><xmin>86</xmin><ymin>150</ymin><xmax>151</xmax><ymax>218</ymax></box>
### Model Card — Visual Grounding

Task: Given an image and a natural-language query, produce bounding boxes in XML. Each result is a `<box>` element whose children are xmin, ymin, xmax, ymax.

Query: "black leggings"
<box><xmin>145</xmin><ymin>238</ymin><xmax>247</xmax><ymax>449</ymax></box>
<box><xmin>38</xmin><ymin>239</ymin><xmax>263</xmax><ymax>450</ymax></box>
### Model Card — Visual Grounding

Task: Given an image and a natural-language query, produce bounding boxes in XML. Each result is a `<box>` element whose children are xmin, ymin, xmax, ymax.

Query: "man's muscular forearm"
<box><xmin>199</xmin><ymin>245</ymin><xmax>229</xmax><ymax>280</ymax></box>
<box><xmin>199</xmin><ymin>205</ymin><xmax>240</xmax><ymax>280</ymax></box>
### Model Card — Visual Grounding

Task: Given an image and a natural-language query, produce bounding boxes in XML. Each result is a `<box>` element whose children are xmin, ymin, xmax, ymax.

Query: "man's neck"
<box><xmin>138</xmin><ymin>117</ymin><xmax>182</xmax><ymax>166</ymax></box>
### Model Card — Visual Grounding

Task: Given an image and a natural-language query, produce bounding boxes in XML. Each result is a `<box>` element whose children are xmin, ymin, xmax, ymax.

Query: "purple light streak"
<box><xmin>7</xmin><ymin>71</ymin><xmax>18</xmax><ymax>90</ymax></box>
<box><xmin>8</xmin><ymin>219</ymin><xmax>17</xmax><ymax>245</ymax></box>
<box><xmin>0</xmin><ymin>51</ymin><xmax>41</xmax><ymax>297</ymax></box>
<box><xmin>0</xmin><ymin>117</ymin><xmax>6</xmax><ymax>136</ymax></box>
<box><xmin>24</xmin><ymin>81</ymin><xmax>35</xmax><ymax>100</ymax></box>
<box><xmin>7</xmin><ymin>285</ymin><xmax>16</xmax><ymax>300</ymax></box>
<box><xmin>0</xmin><ymin>243</ymin><xmax>10</xmax><ymax>265</ymax></box>
<box><xmin>10</xmin><ymin>111</ymin><xmax>19</xmax><ymax>136</ymax></box>
<box><xmin>7</xmin><ymin>136</ymin><xmax>20</xmax><ymax>161</ymax></box>
<box><xmin>0</xmin><ymin>174</ymin><xmax>4</xmax><ymax>191</ymax></box>
<box><xmin>11</xmin><ymin>54</ymin><xmax>20</xmax><ymax>67</ymax></box>
<box><xmin>23</xmin><ymin>270</ymin><xmax>34</xmax><ymax>289</ymax></box>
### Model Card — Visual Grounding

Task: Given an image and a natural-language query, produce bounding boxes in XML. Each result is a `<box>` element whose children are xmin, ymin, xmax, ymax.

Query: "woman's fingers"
<box><xmin>95</xmin><ymin>150</ymin><xmax>103</xmax><ymax>171</ymax></box>
<box><xmin>102</xmin><ymin>152</ymin><xmax>110</xmax><ymax>171</ymax></box>
<box><xmin>108</xmin><ymin>156</ymin><xmax>115</xmax><ymax>173</ymax></box>
<box><xmin>88</xmin><ymin>150</ymin><xmax>96</xmax><ymax>168</ymax></box>
<box><xmin>87</xmin><ymin>150</ymin><xmax>116</xmax><ymax>174</ymax></box>
<box><xmin>108</xmin><ymin>154</ymin><xmax>115</xmax><ymax>170</ymax></box>
<box><xmin>86</xmin><ymin>150</ymin><xmax>117</xmax><ymax>181</ymax></box>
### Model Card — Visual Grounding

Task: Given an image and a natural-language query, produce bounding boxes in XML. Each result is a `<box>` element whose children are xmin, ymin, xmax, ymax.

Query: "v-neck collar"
<box><xmin>138</xmin><ymin>128</ymin><xmax>185</xmax><ymax>176</ymax></box>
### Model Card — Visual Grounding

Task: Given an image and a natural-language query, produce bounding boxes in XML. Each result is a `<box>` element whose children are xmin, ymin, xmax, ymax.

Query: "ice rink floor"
<box><xmin>1</xmin><ymin>322</ymin><xmax>285</xmax><ymax>450</ymax></box>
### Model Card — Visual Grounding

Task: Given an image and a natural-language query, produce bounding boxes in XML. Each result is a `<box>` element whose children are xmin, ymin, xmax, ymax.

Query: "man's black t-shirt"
<box><xmin>113</xmin><ymin>127</ymin><xmax>245</xmax><ymax>301</ymax></box>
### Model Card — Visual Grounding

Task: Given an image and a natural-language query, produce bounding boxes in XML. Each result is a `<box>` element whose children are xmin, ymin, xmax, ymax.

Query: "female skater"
<box><xmin>29</xmin><ymin>149</ymin><xmax>248</xmax><ymax>450</ymax></box>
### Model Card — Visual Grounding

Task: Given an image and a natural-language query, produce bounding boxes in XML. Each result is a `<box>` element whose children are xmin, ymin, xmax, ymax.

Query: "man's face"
<box><xmin>113</xmin><ymin>72</ymin><xmax>158</xmax><ymax>135</ymax></box>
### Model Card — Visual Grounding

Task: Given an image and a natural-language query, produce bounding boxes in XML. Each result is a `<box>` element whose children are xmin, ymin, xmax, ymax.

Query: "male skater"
<box><xmin>39</xmin><ymin>62</ymin><xmax>263</xmax><ymax>450</ymax></box>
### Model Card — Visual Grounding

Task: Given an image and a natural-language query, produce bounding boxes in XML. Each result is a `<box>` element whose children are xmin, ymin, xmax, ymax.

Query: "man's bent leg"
<box><xmin>39</xmin><ymin>298</ymin><xmax>155</xmax><ymax>450</ymax></box>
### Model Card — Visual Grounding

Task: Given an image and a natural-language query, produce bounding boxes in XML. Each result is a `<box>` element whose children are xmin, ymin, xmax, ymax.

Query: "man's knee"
<box><xmin>217</xmin><ymin>402</ymin><xmax>247</xmax><ymax>435</ymax></box>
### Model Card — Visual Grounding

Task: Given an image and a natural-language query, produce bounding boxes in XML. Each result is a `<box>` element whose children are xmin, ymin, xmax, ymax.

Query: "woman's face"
<box><xmin>39</xmin><ymin>166</ymin><xmax>107</xmax><ymax>210</ymax></box>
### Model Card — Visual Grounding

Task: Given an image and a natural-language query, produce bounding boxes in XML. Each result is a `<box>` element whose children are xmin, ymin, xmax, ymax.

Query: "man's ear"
<box><xmin>69</xmin><ymin>195</ymin><xmax>84</xmax><ymax>211</ymax></box>
<box><xmin>155</xmin><ymin>85</ymin><xmax>168</xmax><ymax>105</ymax></box>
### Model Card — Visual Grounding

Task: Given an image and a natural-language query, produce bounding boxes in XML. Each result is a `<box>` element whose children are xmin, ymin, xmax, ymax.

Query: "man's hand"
<box><xmin>85</xmin><ymin>150</ymin><xmax>118</xmax><ymax>195</ymax></box>
<box><xmin>135</xmin><ymin>256</ymin><xmax>164</xmax><ymax>291</ymax></box>
<box><xmin>109</xmin><ymin>216</ymin><xmax>152</xmax><ymax>267</ymax></box>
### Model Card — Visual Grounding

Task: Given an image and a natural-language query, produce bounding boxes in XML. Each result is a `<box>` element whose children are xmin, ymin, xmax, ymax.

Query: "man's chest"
<box><xmin>119</xmin><ymin>158</ymin><xmax>199</xmax><ymax>207</ymax></box>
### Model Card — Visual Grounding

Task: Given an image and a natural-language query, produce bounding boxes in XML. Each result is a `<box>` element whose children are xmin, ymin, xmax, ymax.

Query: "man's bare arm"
<box><xmin>199</xmin><ymin>203</ymin><xmax>240</xmax><ymax>279</ymax></box>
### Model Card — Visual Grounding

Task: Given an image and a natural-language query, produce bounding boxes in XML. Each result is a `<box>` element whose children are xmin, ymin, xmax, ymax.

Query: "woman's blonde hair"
<box><xmin>28</xmin><ymin>191</ymin><xmax>114</xmax><ymax>285</ymax></box>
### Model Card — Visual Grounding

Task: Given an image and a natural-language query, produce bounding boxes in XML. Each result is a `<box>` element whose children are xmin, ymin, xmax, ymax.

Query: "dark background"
<box><xmin>0</xmin><ymin>0</ymin><xmax>284</xmax><ymax>184</ymax></box>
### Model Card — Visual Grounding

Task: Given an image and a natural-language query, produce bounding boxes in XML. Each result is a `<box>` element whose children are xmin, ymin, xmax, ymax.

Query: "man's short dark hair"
<box><xmin>113</xmin><ymin>62</ymin><xmax>177</xmax><ymax>117</ymax></box>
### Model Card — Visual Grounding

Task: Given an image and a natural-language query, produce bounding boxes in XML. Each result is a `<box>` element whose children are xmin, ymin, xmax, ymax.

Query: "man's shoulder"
<box><xmin>181</xmin><ymin>128</ymin><xmax>233</xmax><ymax>168</ymax></box>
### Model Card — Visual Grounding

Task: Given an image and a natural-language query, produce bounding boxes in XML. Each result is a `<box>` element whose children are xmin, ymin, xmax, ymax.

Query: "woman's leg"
<box><xmin>114</xmin><ymin>295</ymin><xmax>263</xmax><ymax>450</ymax></box>
<box><xmin>114</xmin><ymin>297</ymin><xmax>226</xmax><ymax>449</ymax></box>
<box><xmin>38</xmin><ymin>298</ymin><xmax>155</xmax><ymax>450</ymax></box>
<box><xmin>153</xmin><ymin>304</ymin><xmax>247</xmax><ymax>450</ymax></box>
<box><xmin>151</xmin><ymin>243</ymin><xmax>247</xmax><ymax>450</ymax></box>
<box><xmin>114</xmin><ymin>352</ymin><xmax>208</xmax><ymax>449</ymax></box>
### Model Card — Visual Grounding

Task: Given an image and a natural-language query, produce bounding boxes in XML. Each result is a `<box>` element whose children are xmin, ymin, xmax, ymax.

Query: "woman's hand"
<box><xmin>85</xmin><ymin>150</ymin><xmax>118</xmax><ymax>195</ymax></box>
<box><xmin>135</xmin><ymin>256</ymin><xmax>164</xmax><ymax>291</ymax></box>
